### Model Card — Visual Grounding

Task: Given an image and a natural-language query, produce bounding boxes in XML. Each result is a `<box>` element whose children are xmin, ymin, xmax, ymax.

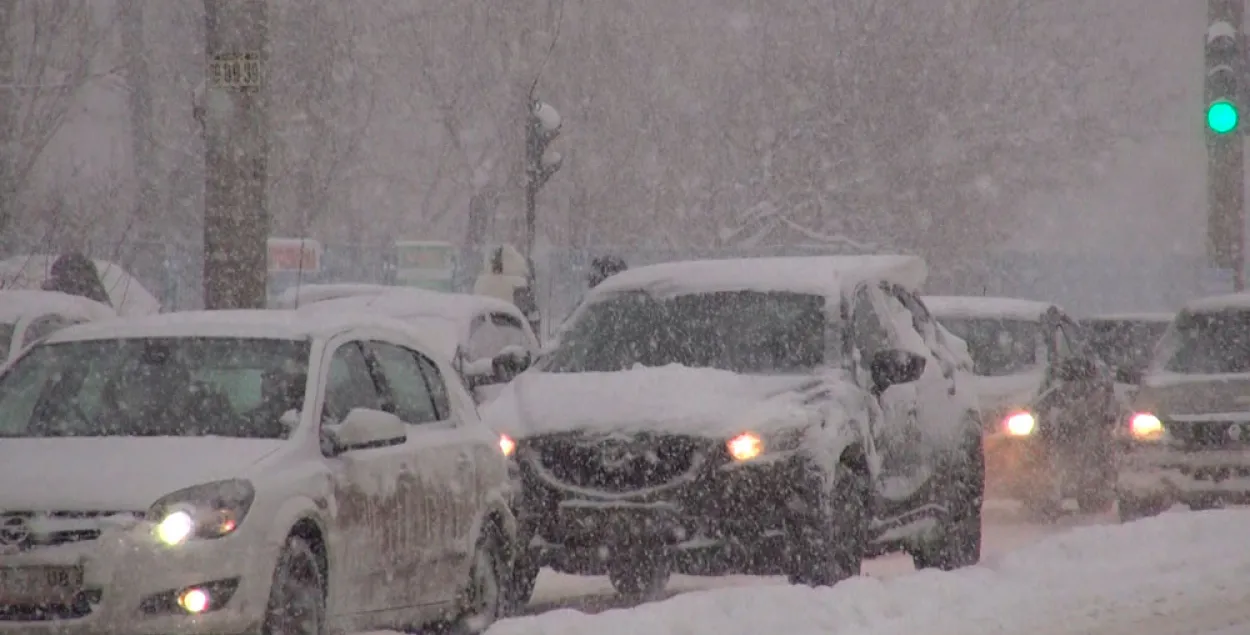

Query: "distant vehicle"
<box><xmin>1120</xmin><ymin>294</ymin><xmax>1250</xmax><ymax>521</ymax></box>
<box><xmin>484</xmin><ymin>255</ymin><xmax>984</xmax><ymax>602</ymax></box>
<box><xmin>298</xmin><ymin>287</ymin><xmax>540</xmax><ymax>404</ymax></box>
<box><xmin>0</xmin><ymin>289</ymin><xmax>117</xmax><ymax>362</ymax></box>
<box><xmin>0</xmin><ymin>310</ymin><xmax>515</xmax><ymax>634</ymax></box>
<box><xmin>924</xmin><ymin>296</ymin><xmax>1120</xmax><ymax>516</ymax></box>
<box><xmin>1081</xmin><ymin>312</ymin><xmax>1173</xmax><ymax>403</ymax></box>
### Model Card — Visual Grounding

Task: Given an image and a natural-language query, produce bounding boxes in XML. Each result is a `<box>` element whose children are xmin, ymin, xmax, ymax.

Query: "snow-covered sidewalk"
<box><xmin>485</xmin><ymin>510</ymin><xmax>1250</xmax><ymax>635</ymax></box>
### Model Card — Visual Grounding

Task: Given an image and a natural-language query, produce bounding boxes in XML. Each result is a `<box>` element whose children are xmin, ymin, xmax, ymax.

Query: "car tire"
<box><xmin>504</xmin><ymin>553</ymin><xmax>541</xmax><ymax>614</ymax></box>
<box><xmin>607</xmin><ymin>550</ymin><xmax>671</xmax><ymax>599</ymax></box>
<box><xmin>1117</xmin><ymin>494</ymin><xmax>1169</xmax><ymax>523</ymax></box>
<box><xmin>785</xmin><ymin>459</ymin><xmax>870</xmax><ymax>587</ymax></box>
<box><xmin>913</xmin><ymin>430</ymin><xmax>983</xmax><ymax>571</ymax></box>
<box><xmin>262</xmin><ymin>537</ymin><xmax>325</xmax><ymax>635</ymax></box>
<box><xmin>451</xmin><ymin>528</ymin><xmax>508</xmax><ymax>634</ymax></box>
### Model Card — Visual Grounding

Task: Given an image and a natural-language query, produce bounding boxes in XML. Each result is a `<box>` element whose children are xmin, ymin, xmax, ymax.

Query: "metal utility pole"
<box><xmin>201</xmin><ymin>0</ymin><xmax>269</xmax><ymax>309</ymax></box>
<box><xmin>1206</xmin><ymin>0</ymin><xmax>1246</xmax><ymax>291</ymax></box>
<box><xmin>523</xmin><ymin>99</ymin><xmax>563</xmax><ymax>261</ymax></box>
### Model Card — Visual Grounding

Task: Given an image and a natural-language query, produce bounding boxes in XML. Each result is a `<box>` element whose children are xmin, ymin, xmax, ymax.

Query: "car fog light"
<box><xmin>178</xmin><ymin>587</ymin><xmax>210</xmax><ymax>614</ymax></box>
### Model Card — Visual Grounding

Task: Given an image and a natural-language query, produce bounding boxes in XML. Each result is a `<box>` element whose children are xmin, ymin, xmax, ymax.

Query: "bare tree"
<box><xmin>0</xmin><ymin>1</ymin><xmax>108</xmax><ymax>245</ymax></box>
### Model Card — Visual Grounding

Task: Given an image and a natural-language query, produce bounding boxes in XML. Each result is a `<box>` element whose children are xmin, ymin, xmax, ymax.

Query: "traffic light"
<box><xmin>1206</xmin><ymin>0</ymin><xmax>1246</xmax><ymax>278</ymax></box>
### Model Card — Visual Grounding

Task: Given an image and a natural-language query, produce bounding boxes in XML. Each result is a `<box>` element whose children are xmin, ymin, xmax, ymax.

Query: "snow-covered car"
<box><xmin>0</xmin><ymin>310</ymin><xmax>515</xmax><ymax>635</ymax></box>
<box><xmin>924</xmin><ymin>296</ymin><xmax>1120</xmax><ymax>515</ymax></box>
<box><xmin>1081</xmin><ymin>312</ymin><xmax>1173</xmax><ymax>405</ymax></box>
<box><xmin>1119</xmin><ymin>294</ymin><xmax>1250</xmax><ymax>521</ymax></box>
<box><xmin>483</xmin><ymin>255</ymin><xmax>984</xmax><ymax>601</ymax></box>
<box><xmin>298</xmin><ymin>287</ymin><xmax>540</xmax><ymax>404</ymax></box>
<box><xmin>0</xmin><ymin>290</ymin><xmax>117</xmax><ymax>363</ymax></box>
<box><xmin>269</xmin><ymin>282</ymin><xmax>397</xmax><ymax>309</ymax></box>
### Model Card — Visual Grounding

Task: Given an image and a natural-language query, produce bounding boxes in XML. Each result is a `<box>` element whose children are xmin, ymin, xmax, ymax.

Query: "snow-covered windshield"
<box><xmin>0</xmin><ymin>323</ymin><xmax>13</xmax><ymax>359</ymax></box>
<box><xmin>1084</xmin><ymin>320</ymin><xmax>1169</xmax><ymax>374</ymax></box>
<box><xmin>937</xmin><ymin>318</ymin><xmax>1045</xmax><ymax>377</ymax></box>
<box><xmin>542</xmin><ymin>290</ymin><xmax>825</xmax><ymax>374</ymax></box>
<box><xmin>0</xmin><ymin>337</ymin><xmax>310</xmax><ymax>439</ymax></box>
<box><xmin>1153</xmin><ymin>310</ymin><xmax>1250</xmax><ymax>375</ymax></box>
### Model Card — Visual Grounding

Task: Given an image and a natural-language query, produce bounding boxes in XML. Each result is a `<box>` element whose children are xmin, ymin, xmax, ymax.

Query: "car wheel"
<box><xmin>504</xmin><ymin>553</ymin><xmax>541</xmax><ymax>614</ymax></box>
<box><xmin>913</xmin><ymin>431</ymin><xmax>983</xmax><ymax>571</ymax></box>
<box><xmin>785</xmin><ymin>460</ymin><xmax>870</xmax><ymax>587</ymax></box>
<box><xmin>263</xmin><ymin>538</ymin><xmax>325</xmax><ymax>635</ymax></box>
<box><xmin>1117</xmin><ymin>494</ymin><xmax>1169</xmax><ymax>523</ymax></box>
<box><xmin>607</xmin><ymin>550</ymin><xmax>671</xmax><ymax>599</ymax></box>
<box><xmin>452</xmin><ymin>529</ymin><xmax>507</xmax><ymax>634</ymax></box>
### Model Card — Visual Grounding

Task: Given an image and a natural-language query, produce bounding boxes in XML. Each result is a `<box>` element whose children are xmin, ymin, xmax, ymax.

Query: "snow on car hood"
<box><xmin>965</xmin><ymin>372</ymin><xmax>1044</xmax><ymax>413</ymax></box>
<box><xmin>0</xmin><ymin>437</ymin><xmax>284</xmax><ymax>511</ymax></box>
<box><xmin>481</xmin><ymin>364</ymin><xmax>826</xmax><ymax>439</ymax></box>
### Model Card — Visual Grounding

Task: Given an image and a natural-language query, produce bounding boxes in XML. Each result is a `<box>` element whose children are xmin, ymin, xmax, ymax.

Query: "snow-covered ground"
<box><xmin>490</xmin><ymin>508</ymin><xmax>1250</xmax><ymax>635</ymax></box>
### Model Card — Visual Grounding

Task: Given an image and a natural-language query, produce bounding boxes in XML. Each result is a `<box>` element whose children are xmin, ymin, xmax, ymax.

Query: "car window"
<box><xmin>324</xmin><ymin>342</ymin><xmax>385</xmax><ymax>423</ymax></box>
<box><xmin>851</xmin><ymin>286</ymin><xmax>892</xmax><ymax>366</ymax></box>
<box><xmin>193</xmin><ymin>368</ymin><xmax>264</xmax><ymax>412</ymax></box>
<box><xmin>367</xmin><ymin>341</ymin><xmax>440</xmax><ymax>424</ymax></box>
<box><xmin>23</xmin><ymin>315</ymin><xmax>74</xmax><ymax>348</ymax></box>
<box><xmin>415</xmin><ymin>354</ymin><xmax>452</xmax><ymax>420</ymax></box>
<box><xmin>491</xmin><ymin>312</ymin><xmax>533</xmax><ymax>350</ymax></box>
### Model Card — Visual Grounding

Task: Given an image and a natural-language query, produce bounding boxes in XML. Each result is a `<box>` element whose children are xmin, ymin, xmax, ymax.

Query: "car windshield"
<box><xmin>936</xmin><ymin>317</ymin><xmax>1044</xmax><ymax>377</ymax></box>
<box><xmin>542</xmin><ymin>290</ymin><xmax>826</xmax><ymax>374</ymax></box>
<box><xmin>1084</xmin><ymin>320</ymin><xmax>1169</xmax><ymax>374</ymax></box>
<box><xmin>0</xmin><ymin>337</ymin><xmax>311</xmax><ymax>439</ymax></box>
<box><xmin>1153</xmin><ymin>309</ymin><xmax>1250</xmax><ymax>375</ymax></box>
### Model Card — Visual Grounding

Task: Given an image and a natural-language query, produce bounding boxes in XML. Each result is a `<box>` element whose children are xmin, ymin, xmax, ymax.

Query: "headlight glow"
<box><xmin>1004</xmin><ymin>411</ymin><xmax>1036</xmax><ymax>436</ymax></box>
<box><xmin>147</xmin><ymin>479</ymin><xmax>254</xmax><ymax>546</ymax></box>
<box><xmin>1130</xmin><ymin>412</ymin><xmax>1164</xmax><ymax>440</ymax></box>
<box><xmin>499</xmin><ymin>434</ymin><xmax>516</xmax><ymax>457</ymax></box>
<box><xmin>727</xmin><ymin>432</ymin><xmax>763</xmax><ymax>461</ymax></box>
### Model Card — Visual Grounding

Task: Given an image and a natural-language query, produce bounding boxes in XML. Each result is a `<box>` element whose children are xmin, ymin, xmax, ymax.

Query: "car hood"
<box><xmin>480</xmin><ymin>364</ymin><xmax>827</xmax><ymax>439</ymax></box>
<box><xmin>0</xmin><ymin>437</ymin><xmax>284</xmax><ymax>511</ymax></box>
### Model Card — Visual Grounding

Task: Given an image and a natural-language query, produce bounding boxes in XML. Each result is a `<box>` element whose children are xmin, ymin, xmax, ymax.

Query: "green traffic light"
<box><xmin>1208</xmin><ymin>99</ymin><xmax>1239</xmax><ymax>134</ymax></box>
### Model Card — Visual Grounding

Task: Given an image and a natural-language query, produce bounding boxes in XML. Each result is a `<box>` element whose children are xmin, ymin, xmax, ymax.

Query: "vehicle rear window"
<box><xmin>935</xmin><ymin>317</ymin><xmax>1045</xmax><ymax>377</ymax></box>
<box><xmin>1154</xmin><ymin>309</ymin><xmax>1250</xmax><ymax>374</ymax></box>
<box><xmin>1084</xmin><ymin>320</ymin><xmax>1169</xmax><ymax>373</ymax></box>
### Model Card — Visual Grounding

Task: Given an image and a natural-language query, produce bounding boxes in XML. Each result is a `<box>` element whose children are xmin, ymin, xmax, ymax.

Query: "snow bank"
<box><xmin>484</xmin><ymin>510</ymin><xmax>1250</xmax><ymax>635</ymax></box>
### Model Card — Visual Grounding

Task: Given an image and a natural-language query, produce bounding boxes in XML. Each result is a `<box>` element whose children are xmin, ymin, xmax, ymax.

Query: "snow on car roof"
<box><xmin>923</xmin><ymin>295</ymin><xmax>1056</xmax><ymax>321</ymax></box>
<box><xmin>1083</xmin><ymin>311</ymin><xmax>1174</xmax><ymax>323</ymax></box>
<box><xmin>0</xmin><ymin>290</ymin><xmax>118</xmax><ymax>324</ymax></box>
<box><xmin>299</xmin><ymin>287</ymin><xmax>523</xmax><ymax>325</ymax></box>
<box><xmin>42</xmin><ymin>309</ymin><xmax>445</xmax><ymax>352</ymax></box>
<box><xmin>271</xmin><ymin>282</ymin><xmax>395</xmax><ymax>309</ymax></box>
<box><xmin>590</xmin><ymin>255</ymin><xmax>927</xmax><ymax>299</ymax></box>
<box><xmin>1182</xmin><ymin>292</ymin><xmax>1250</xmax><ymax>313</ymax></box>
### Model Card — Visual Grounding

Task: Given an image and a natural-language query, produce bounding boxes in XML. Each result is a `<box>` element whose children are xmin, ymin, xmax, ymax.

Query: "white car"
<box><xmin>0</xmin><ymin>310</ymin><xmax>515</xmax><ymax>634</ymax></box>
<box><xmin>0</xmin><ymin>290</ymin><xmax>117</xmax><ymax>363</ymax></box>
<box><xmin>485</xmin><ymin>255</ymin><xmax>983</xmax><ymax>600</ymax></box>
<box><xmin>269</xmin><ymin>283</ymin><xmax>397</xmax><ymax>310</ymax></box>
<box><xmin>299</xmin><ymin>288</ymin><xmax>540</xmax><ymax>404</ymax></box>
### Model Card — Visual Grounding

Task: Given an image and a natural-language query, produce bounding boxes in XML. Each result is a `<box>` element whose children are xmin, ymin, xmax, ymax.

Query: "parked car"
<box><xmin>0</xmin><ymin>310</ymin><xmax>515</xmax><ymax>635</ymax></box>
<box><xmin>298</xmin><ymin>288</ymin><xmax>540</xmax><ymax>404</ymax></box>
<box><xmin>1081</xmin><ymin>312</ymin><xmax>1173</xmax><ymax>405</ymax></box>
<box><xmin>482</xmin><ymin>255</ymin><xmax>984</xmax><ymax>602</ymax></box>
<box><xmin>924</xmin><ymin>296</ymin><xmax>1120</xmax><ymax>516</ymax></box>
<box><xmin>0</xmin><ymin>290</ymin><xmax>117</xmax><ymax>363</ymax></box>
<box><xmin>1119</xmin><ymin>294</ymin><xmax>1250</xmax><ymax>521</ymax></box>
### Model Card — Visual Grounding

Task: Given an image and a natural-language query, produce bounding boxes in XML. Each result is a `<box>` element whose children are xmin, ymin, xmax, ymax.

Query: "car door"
<box><xmin>364</xmin><ymin>338</ymin><xmax>478</xmax><ymax>605</ymax></box>
<box><xmin>849</xmin><ymin>283</ymin><xmax>927</xmax><ymax>505</ymax></box>
<box><xmin>318</xmin><ymin>338</ymin><xmax>418</xmax><ymax>617</ymax></box>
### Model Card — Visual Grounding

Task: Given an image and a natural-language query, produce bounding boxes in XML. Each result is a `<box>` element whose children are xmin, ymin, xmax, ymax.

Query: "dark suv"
<box><xmin>482</xmin><ymin>256</ymin><xmax>984</xmax><ymax>602</ymax></box>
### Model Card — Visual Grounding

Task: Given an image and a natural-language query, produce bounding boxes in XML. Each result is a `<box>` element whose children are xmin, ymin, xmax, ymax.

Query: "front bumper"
<box><xmin>516</xmin><ymin>452</ymin><xmax>816</xmax><ymax>577</ymax></box>
<box><xmin>1117</xmin><ymin>444</ymin><xmax>1250</xmax><ymax>507</ymax></box>
<box><xmin>0</xmin><ymin>521</ymin><xmax>280</xmax><ymax>634</ymax></box>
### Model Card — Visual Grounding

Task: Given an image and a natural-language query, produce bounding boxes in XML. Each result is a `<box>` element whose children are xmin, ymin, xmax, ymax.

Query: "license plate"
<box><xmin>0</xmin><ymin>566</ymin><xmax>83</xmax><ymax>604</ymax></box>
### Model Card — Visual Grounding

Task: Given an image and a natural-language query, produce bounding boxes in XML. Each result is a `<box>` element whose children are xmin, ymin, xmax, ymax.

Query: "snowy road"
<box><xmin>523</xmin><ymin>499</ymin><xmax>1113</xmax><ymax>615</ymax></box>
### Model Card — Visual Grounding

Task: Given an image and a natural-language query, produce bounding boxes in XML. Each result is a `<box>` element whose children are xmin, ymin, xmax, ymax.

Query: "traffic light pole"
<box><xmin>1206</xmin><ymin>0</ymin><xmax>1246</xmax><ymax>291</ymax></box>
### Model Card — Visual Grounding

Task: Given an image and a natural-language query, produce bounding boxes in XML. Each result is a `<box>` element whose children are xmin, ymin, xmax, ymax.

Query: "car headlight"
<box><xmin>1004</xmin><ymin>411</ymin><xmax>1036</xmax><ymax>437</ymax></box>
<box><xmin>499</xmin><ymin>433</ymin><xmax>517</xmax><ymax>457</ymax></box>
<box><xmin>1130</xmin><ymin>412</ymin><xmax>1164</xmax><ymax>441</ymax></box>
<box><xmin>147</xmin><ymin>479</ymin><xmax>255</xmax><ymax>546</ymax></box>
<box><xmin>726</xmin><ymin>429</ymin><xmax>804</xmax><ymax>462</ymax></box>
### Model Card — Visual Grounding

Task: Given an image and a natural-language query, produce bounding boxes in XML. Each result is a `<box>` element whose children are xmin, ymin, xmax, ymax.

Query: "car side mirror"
<box><xmin>869</xmin><ymin>349</ymin><xmax>927</xmax><ymax>396</ymax></box>
<box><xmin>1114</xmin><ymin>366</ymin><xmax>1142</xmax><ymax>385</ymax></box>
<box><xmin>492</xmin><ymin>348</ymin><xmax>532</xmax><ymax>383</ymax></box>
<box><xmin>1056</xmin><ymin>357</ymin><xmax>1098</xmax><ymax>382</ymax></box>
<box><xmin>322</xmin><ymin>408</ymin><xmax>407</xmax><ymax>456</ymax></box>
